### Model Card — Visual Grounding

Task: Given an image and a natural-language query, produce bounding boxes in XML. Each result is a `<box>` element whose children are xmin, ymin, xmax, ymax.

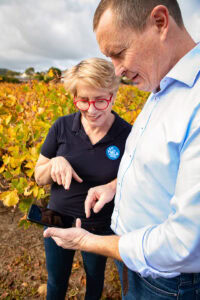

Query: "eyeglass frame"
<box><xmin>73</xmin><ymin>93</ymin><xmax>113</xmax><ymax>111</ymax></box>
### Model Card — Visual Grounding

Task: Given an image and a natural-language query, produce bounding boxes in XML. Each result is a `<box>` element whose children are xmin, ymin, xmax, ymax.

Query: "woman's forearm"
<box><xmin>35</xmin><ymin>160</ymin><xmax>53</xmax><ymax>185</ymax></box>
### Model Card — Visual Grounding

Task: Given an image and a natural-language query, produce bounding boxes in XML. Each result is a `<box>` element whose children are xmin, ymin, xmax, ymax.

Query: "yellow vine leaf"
<box><xmin>37</xmin><ymin>187</ymin><xmax>45</xmax><ymax>199</ymax></box>
<box><xmin>8</xmin><ymin>146</ymin><xmax>20</xmax><ymax>155</ymax></box>
<box><xmin>10</xmin><ymin>157</ymin><xmax>21</xmax><ymax>168</ymax></box>
<box><xmin>5</xmin><ymin>114</ymin><xmax>12</xmax><ymax>125</ymax></box>
<box><xmin>24</xmin><ymin>186</ymin><xmax>33</xmax><ymax>196</ymax></box>
<box><xmin>124</xmin><ymin>111</ymin><xmax>134</xmax><ymax>124</ymax></box>
<box><xmin>0</xmin><ymin>165</ymin><xmax>5</xmax><ymax>173</ymax></box>
<box><xmin>20</xmin><ymin>155</ymin><xmax>28</xmax><ymax>163</ymax></box>
<box><xmin>32</xmin><ymin>185</ymin><xmax>39</xmax><ymax>197</ymax></box>
<box><xmin>0</xmin><ymin>125</ymin><xmax>3</xmax><ymax>133</ymax></box>
<box><xmin>29</xmin><ymin>147</ymin><xmax>38</xmax><ymax>158</ymax></box>
<box><xmin>23</xmin><ymin>182</ymin><xmax>34</xmax><ymax>196</ymax></box>
<box><xmin>32</xmin><ymin>105</ymin><xmax>37</xmax><ymax>112</ymax></box>
<box><xmin>26</xmin><ymin>169</ymin><xmax>34</xmax><ymax>178</ymax></box>
<box><xmin>25</xmin><ymin>161</ymin><xmax>35</xmax><ymax>169</ymax></box>
<box><xmin>7</xmin><ymin>127</ymin><xmax>15</xmax><ymax>138</ymax></box>
<box><xmin>48</xmin><ymin>69</ymin><xmax>54</xmax><ymax>78</ymax></box>
<box><xmin>3</xmin><ymin>155</ymin><xmax>10</xmax><ymax>165</ymax></box>
<box><xmin>11</xmin><ymin>167</ymin><xmax>21</xmax><ymax>176</ymax></box>
<box><xmin>7</xmin><ymin>95</ymin><xmax>16</xmax><ymax>106</ymax></box>
<box><xmin>0</xmin><ymin>190</ymin><xmax>19</xmax><ymax>207</ymax></box>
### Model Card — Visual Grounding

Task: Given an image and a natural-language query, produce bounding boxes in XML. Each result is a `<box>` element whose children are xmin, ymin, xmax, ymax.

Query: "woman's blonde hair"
<box><xmin>63</xmin><ymin>57</ymin><xmax>120</xmax><ymax>97</ymax></box>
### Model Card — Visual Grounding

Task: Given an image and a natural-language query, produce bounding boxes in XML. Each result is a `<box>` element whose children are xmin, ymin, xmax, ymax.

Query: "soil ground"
<box><xmin>0</xmin><ymin>202</ymin><xmax>121</xmax><ymax>299</ymax></box>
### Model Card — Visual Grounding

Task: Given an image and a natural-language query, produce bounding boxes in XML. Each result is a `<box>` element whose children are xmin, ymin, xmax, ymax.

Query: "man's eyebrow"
<box><xmin>104</xmin><ymin>46</ymin><xmax>122</xmax><ymax>57</ymax></box>
<box><xmin>107</xmin><ymin>50</ymin><xmax>118</xmax><ymax>57</ymax></box>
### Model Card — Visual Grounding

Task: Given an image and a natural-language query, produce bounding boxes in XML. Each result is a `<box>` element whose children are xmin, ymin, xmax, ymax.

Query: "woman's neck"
<box><xmin>81</xmin><ymin>112</ymin><xmax>115</xmax><ymax>145</ymax></box>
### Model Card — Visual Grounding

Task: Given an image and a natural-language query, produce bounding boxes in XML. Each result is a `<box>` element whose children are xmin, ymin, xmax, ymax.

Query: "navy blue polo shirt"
<box><xmin>41</xmin><ymin>111</ymin><xmax>131</xmax><ymax>225</ymax></box>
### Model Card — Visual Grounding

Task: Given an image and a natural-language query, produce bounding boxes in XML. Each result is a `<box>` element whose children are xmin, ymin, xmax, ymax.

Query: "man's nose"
<box><xmin>112</xmin><ymin>60</ymin><xmax>125</xmax><ymax>77</ymax></box>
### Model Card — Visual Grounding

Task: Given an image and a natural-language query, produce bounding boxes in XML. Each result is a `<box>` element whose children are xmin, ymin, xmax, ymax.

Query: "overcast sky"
<box><xmin>0</xmin><ymin>0</ymin><xmax>199</xmax><ymax>72</ymax></box>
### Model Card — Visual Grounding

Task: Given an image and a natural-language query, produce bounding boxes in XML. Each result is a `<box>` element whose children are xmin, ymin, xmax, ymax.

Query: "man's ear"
<box><xmin>150</xmin><ymin>5</ymin><xmax>169</xmax><ymax>40</ymax></box>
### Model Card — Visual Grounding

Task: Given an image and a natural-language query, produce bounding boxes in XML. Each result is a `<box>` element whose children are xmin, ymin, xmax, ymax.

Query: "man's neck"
<box><xmin>169</xmin><ymin>26</ymin><xmax>196</xmax><ymax>70</ymax></box>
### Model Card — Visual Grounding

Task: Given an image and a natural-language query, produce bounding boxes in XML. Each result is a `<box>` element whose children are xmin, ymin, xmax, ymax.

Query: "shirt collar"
<box><xmin>163</xmin><ymin>42</ymin><xmax>200</xmax><ymax>88</ymax></box>
<box><xmin>72</xmin><ymin>111</ymin><xmax>82</xmax><ymax>133</ymax></box>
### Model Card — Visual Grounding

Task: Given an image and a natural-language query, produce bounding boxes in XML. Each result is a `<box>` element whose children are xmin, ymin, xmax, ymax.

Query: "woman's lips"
<box><xmin>87</xmin><ymin>115</ymin><xmax>101</xmax><ymax>121</ymax></box>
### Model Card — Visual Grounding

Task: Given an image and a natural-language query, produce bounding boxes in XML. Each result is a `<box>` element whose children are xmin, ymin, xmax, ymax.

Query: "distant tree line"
<box><xmin>0</xmin><ymin>67</ymin><xmax>63</xmax><ymax>83</ymax></box>
<box><xmin>0</xmin><ymin>67</ymin><xmax>133</xmax><ymax>85</ymax></box>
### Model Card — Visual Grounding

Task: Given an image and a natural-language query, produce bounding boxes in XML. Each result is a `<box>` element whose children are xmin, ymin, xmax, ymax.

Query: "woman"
<box><xmin>35</xmin><ymin>58</ymin><xmax>132</xmax><ymax>300</ymax></box>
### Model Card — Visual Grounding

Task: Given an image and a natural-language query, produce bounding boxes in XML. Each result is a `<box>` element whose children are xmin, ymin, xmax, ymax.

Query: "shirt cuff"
<box><xmin>119</xmin><ymin>226</ymin><xmax>180</xmax><ymax>278</ymax></box>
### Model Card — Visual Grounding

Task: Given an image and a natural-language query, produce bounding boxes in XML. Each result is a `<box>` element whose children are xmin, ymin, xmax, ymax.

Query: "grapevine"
<box><xmin>0</xmin><ymin>81</ymin><xmax>149</xmax><ymax>226</ymax></box>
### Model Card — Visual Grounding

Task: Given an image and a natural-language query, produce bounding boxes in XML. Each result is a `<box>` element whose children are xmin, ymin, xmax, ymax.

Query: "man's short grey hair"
<box><xmin>93</xmin><ymin>0</ymin><xmax>184</xmax><ymax>32</ymax></box>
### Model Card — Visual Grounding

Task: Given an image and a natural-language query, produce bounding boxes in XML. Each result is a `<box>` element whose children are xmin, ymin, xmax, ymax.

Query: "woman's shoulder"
<box><xmin>53</xmin><ymin>112</ymin><xmax>78</xmax><ymax>127</ymax></box>
<box><xmin>48</xmin><ymin>113</ymin><xmax>79</xmax><ymax>137</ymax></box>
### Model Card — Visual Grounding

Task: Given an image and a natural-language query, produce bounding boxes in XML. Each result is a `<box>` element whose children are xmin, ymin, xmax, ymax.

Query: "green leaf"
<box><xmin>19</xmin><ymin>198</ymin><xmax>33</xmax><ymax>213</ymax></box>
<box><xmin>16</xmin><ymin>104</ymin><xmax>24</xmax><ymax>113</ymax></box>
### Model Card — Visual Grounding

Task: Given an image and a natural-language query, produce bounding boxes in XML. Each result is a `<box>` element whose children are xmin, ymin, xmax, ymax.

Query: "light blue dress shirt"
<box><xmin>111</xmin><ymin>43</ymin><xmax>200</xmax><ymax>278</ymax></box>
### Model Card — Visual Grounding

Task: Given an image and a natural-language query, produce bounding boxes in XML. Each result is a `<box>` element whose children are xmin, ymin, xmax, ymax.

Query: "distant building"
<box><xmin>14</xmin><ymin>73</ymin><xmax>30</xmax><ymax>82</ymax></box>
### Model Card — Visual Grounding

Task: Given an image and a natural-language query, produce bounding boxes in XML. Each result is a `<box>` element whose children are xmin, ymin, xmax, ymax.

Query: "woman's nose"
<box><xmin>87</xmin><ymin>102</ymin><xmax>96</xmax><ymax>113</ymax></box>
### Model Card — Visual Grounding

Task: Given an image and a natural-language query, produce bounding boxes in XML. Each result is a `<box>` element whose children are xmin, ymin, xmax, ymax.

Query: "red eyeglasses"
<box><xmin>74</xmin><ymin>94</ymin><xmax>113</xmax><ymax>111</ymax></box>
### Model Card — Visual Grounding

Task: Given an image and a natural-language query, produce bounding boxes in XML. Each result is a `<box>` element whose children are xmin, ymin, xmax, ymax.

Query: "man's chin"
<box><xmin>133</xmin><ymin>82</ymin><xmax>153</xmax><ymax>92</ymax></box>
<box><xmin>132</xmin><ymin>82</ymin><xmax>145</xmax><ymax>91</ymax></box>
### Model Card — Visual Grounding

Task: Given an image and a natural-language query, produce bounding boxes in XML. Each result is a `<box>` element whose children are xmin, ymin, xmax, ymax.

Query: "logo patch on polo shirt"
<box><xmin>106</xmin><ymin>146</ymin><xmax>120</xmax><ymax>160</ymax></box>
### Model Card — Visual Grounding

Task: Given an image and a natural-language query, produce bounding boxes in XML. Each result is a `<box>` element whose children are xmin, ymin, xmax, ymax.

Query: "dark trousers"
<box><xmin>115</xmin><ymin>260</ymin><xmax>200</xmax><ymax>300</ymax></box>
<box><xmin>44</xmin><ymin>236</ymin><xmax>107</xmax><ymax>300</ymax></box>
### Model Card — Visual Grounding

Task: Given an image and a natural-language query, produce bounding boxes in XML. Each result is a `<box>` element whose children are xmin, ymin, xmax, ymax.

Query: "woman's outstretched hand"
<box><xmin>50</xmin><ymin>156</ymin><xmax>83</xmax><ymax>190</ymax></box>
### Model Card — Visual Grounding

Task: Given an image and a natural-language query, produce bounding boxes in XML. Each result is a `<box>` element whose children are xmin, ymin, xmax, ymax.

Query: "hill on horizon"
<box><xmin>0</xmin><ymin>68</ymin><xmax>21</xmax><ymax>76</ymax></box>
<box><xmin>0</xmin><ymin>68</ymin><xmax>9</xmax><ymax>75</ymax></box>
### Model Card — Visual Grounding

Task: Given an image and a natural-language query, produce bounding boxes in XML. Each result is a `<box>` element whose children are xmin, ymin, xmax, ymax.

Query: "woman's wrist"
<box><xmin>35</xmin><ymin>160</ymin><xmax>53</xmax><ymax>185</ymax></box>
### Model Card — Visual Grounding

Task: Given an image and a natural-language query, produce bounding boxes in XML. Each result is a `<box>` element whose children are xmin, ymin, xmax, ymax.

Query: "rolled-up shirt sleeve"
<box><xmin>119</xmin><ymin>105</ymin><xmax>200</xmax><ymax>278</ymax></box>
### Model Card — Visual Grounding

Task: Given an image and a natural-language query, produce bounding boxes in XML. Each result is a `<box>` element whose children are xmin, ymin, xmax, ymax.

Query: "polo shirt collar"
<box><xmin>71</xmin><ymin>110</ymin><xmax>126</xmax><ymax>141</ymax></box>
<box><xmin>164</xmin><ymin>42</ymin><xmax>200</xmax><ymax>88</ymax></box>
<box><xmin>72</xmin><ymin>111</ymin><xmax>82</xmax><ymax>133</ymax></box>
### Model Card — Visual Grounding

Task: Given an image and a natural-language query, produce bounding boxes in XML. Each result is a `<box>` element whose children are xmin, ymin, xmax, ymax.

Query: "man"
<box><xmin>44</xmin><ymin>0</ymin><xmax>200</xmax><ymax>298</ymax></box>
